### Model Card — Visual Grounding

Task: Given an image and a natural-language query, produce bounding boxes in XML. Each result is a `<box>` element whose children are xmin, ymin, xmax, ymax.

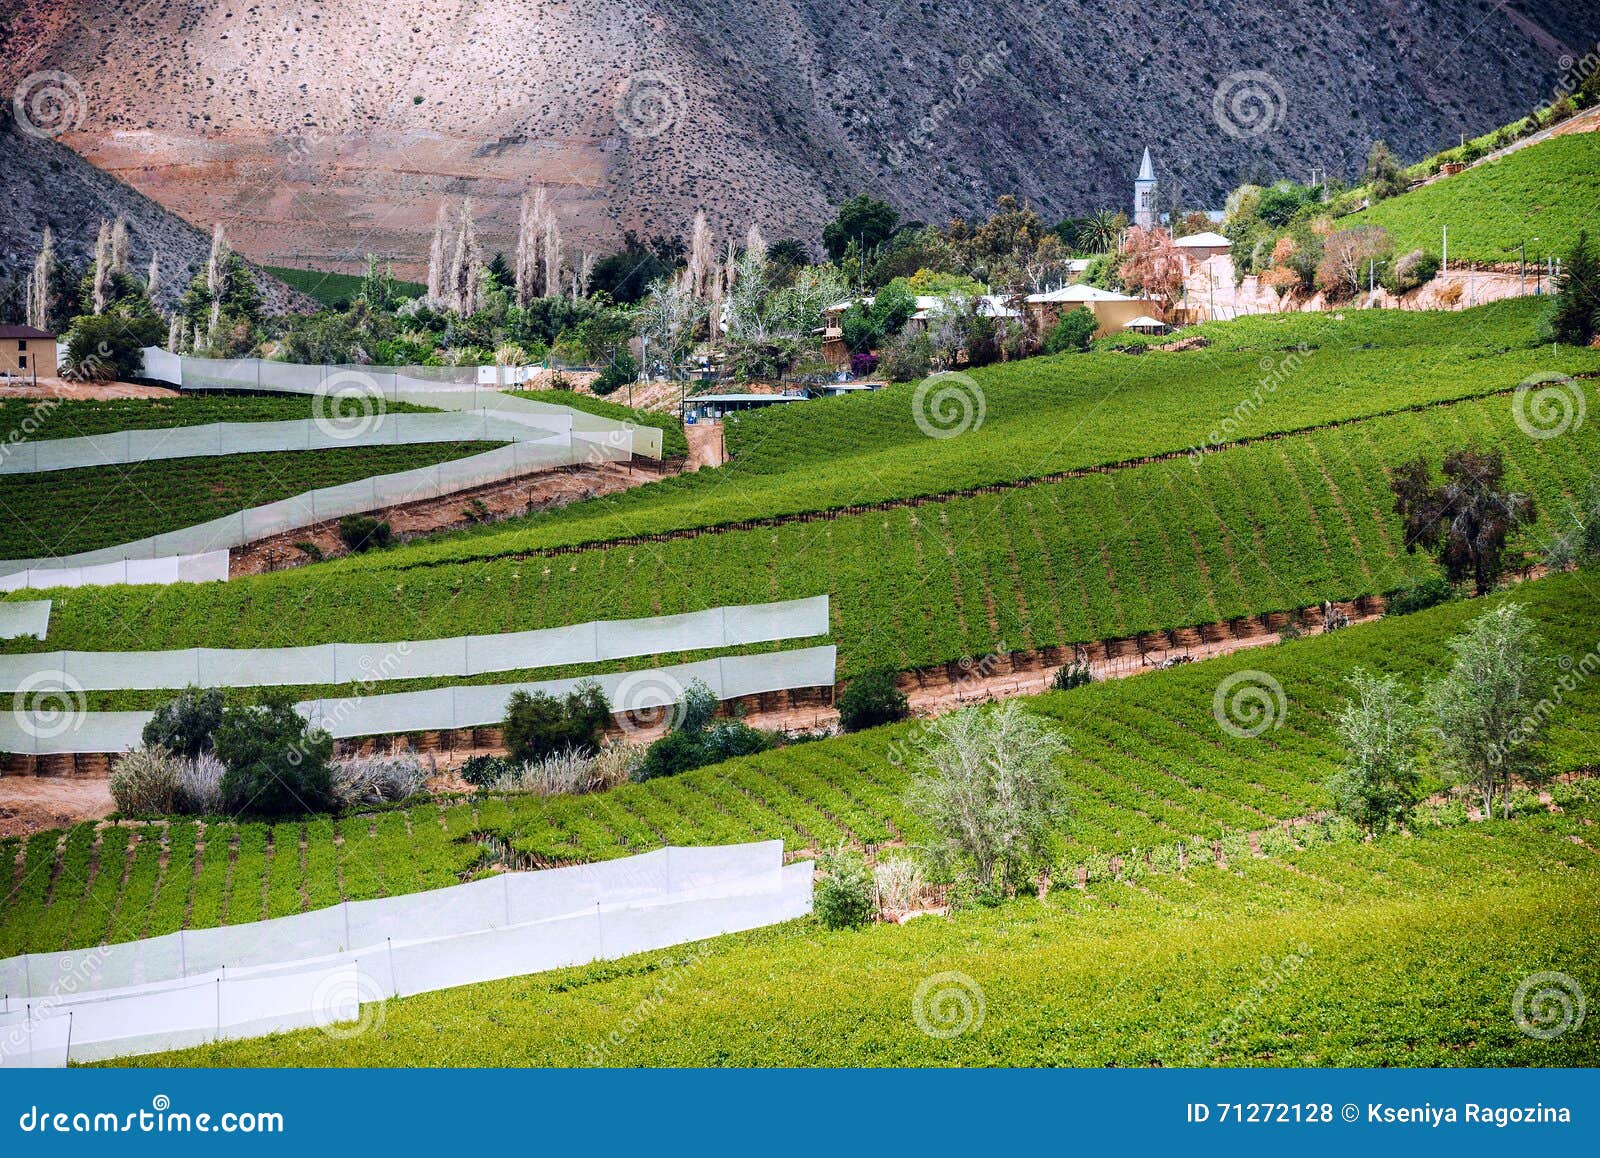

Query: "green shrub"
<box><xmin>141</xmin><ymin>686</ymin><xmax>224</xmax><ymax>758</ymax></box>
<box><xmin>501</xmin><ymin>681</ymin><xmax>611</xmax><ymax>763</ymax></box>
<box><xmin>338</xmin><ymin>515</ymin><xmax>392</xmax><ymax>553</ymax></box>
<box><xmin>813</xmin><ymin>846</ymin><xmax>875</xmax><ymax>929</ymax></box>
<box><xmin>214</xmin><ymin>693</ymin><xmax>334</xmax><ymax>818</ymax></box>
<box><xmin>592</xmin><ymin>352</ymin><xmax>638</xmax><ymax>396</ymax></box>
<box><xmin>1044</xmin><ymin>307</ymin><xmax>1097</xmax><ymax>354</ymax></box>
<box><xmin>459</xmin><ymin>754</ymin><xmax>518</xmax><ymax>788</ymax></box>
<box><xmin>1386</xmin><ymin>575</ymin><xmax>1454</xmax><ymax>616</ymax></box>
<box><xmin>1381</xmin><ymin>249</ymin><xmax>1441</xmax><ymax>294</ymax></box>
<box><xmin>634</xmin><ymin>729</ymin><xmax>710</xmax><ymax>782</ymax></box>
<box><xmin>1051</xmin><ymin>661</ymin><xmax>1094</xmax><ymax>691</ymax></box>
<box><xmin>836</xmin><ymin>668</ymin><xmax>910</xmax><ymax>732</ymax></box>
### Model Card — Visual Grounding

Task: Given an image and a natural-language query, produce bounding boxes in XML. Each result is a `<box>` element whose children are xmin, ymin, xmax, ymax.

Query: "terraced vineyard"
<box><xmin>506</xmin><ymin>389</ymin><xmax>689</xmax><ymax>459</ymax></box>
<box><xmin>4</xmin><ymin>570</ymin><xmax>1595</xmax><ymax>959</ymax></box>
<box><xmin>131</xmin><ymin>813</ymin><xmax>1600</xmax><ymax>1067</ymax></box>
<box><xmin>0</xmin><ymin>441</ymin><xmax>503</xmax><ymax>559</ymax></box>
<box><xmin>13</xmin><ymin>385</ymin><xmax>1593</xmax><ymax>686</ymax></box>
<box><xmin>0</xmin><ymin>394</ymin><xmax>435</xmax><ymax>444</ymax></box>
<box><xmin>1346</xmin><ymin>133</ymin><xmax>1600</xmax><ymax>263</ymax></box>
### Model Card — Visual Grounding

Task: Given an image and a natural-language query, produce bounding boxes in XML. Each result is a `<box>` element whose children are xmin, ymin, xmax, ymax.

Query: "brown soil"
<box><xmin>231</xmin><ymin>456</ymin><xmax>682</xmax><ymax>576</ymax></box>
<box><xmin>0</xmin><ymin>776</ymin><xmax>114</xmax><ymax>836</ymax></box>
<box><xmin>0</xmin><ymin>379</ymin><xmax>180</xmax><ymax>400</ymax></box>
<box><xmin>685</xmin><ymin>420</ymin><xmax>726</xmax><ymax>471</ymax></box>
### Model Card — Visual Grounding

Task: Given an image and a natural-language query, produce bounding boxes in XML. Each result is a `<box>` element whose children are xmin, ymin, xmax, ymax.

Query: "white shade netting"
<box><xmin>0</xmin><ymin>551</ymin><xmax>229</xmax><ymax>593</ymax></box>
<box><xmin>0</xmin><ymin>596</ymin><xmax>828</xmax><ymax>691</ymax></box>
<box><xmin>0</xmin><ymin>601</ymin><xmax>49</xmax><ymax>640</ymax></box>
<box><xmin>0</xmin><ymin>843</ymin><xmax>812</xmax><ymax>1066</ymax></box>
<box><xmin>0</xmin><ymin>645</ymin><xmax>837</xmax><ymax>755</ymax></box>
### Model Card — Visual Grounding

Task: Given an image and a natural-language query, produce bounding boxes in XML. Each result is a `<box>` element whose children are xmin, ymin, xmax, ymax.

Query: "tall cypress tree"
<box><xmin>1548</xmin><ymin>230</ymin><xmax>1599</xmax><ymax>346</ymax></box>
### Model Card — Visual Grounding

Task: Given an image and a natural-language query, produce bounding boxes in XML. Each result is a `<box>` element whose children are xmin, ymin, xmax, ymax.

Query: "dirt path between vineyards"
<box><xmin>230</xmin><ymin>456</ymin><xmax>684</xmax><ymax>576</ymax></box>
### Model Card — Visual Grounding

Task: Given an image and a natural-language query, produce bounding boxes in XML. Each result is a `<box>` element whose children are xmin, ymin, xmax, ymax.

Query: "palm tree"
<box><xmin>1075</xmin><ymin>210</ymin><xmax>1125</xmax><ymax>255</ymax></box>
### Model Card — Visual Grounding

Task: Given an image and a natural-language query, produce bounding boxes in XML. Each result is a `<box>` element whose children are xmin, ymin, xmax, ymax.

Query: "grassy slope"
<box><xmin>0</xmin><ymin>442</ymin><xmax>501</xmax><ymax>559</ymax></box>
<box><xmin>506</xmin><ymin>388</ymin><xmax>689</xmax><ymax>459</ymax></box>
<box><xmin>1345</xmin><ymin>133</ymin><xmax>1600</xmax><ymax>263</ymax></box>
<box><xmin>5</xmin><ymin>570</ymin><xmax>1596</xmax><ymax>959</ymax></box>
<box><xmin>261</xmin><ymin>266</ymin><xmax>425</xmax><ymax>308</ymax></box>
<box><xmin>130</xmin><ymin>815</ymin><xmax>1600</xmax><ymax>1067</ymax></box>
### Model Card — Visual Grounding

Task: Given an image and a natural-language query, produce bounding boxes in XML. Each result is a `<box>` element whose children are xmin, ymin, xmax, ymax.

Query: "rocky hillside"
<box><xmin>0</xmin><ymin>111</ymin><xmax>314</xmax><ymax>316</ymax></box>
<box><xmin>2</xmin><ymin>0</ymin><xmax>1596</xmax><ymax>275</ymax></box>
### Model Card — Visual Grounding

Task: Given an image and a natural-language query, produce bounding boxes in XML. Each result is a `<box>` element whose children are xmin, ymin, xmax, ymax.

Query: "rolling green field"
<box><xmin>128</xmin><ymin>813</ymin><xmax>1600</xmax><ymax>1067</ymax></box>
<box><xmin>1345</xmin><ymin>133</ymin><xmax>1600</xmax><ymax>263</ymax></box>
<box><xmin>507</xmin><ymin>388</ymin><xmax>689</xmax><ymax>459</ymax></box>
<box><xmin>4</xmin><ymin>570</ymin><xmax>1595</xmax><ymax>962</ymax></box>
<box><xmin>264</xmin><ymin>265</ymin><xmax>425</xmax><ymax>308</ymax></box>
<box><xmin>8</xmin><ymin>381</ymin><xmax>1592</xmax><ymax>685</ymax></box>
<box><xmin>0</xmin><ymin>442</ymin><xmax>501</xmax><ymax>559</ymax></box>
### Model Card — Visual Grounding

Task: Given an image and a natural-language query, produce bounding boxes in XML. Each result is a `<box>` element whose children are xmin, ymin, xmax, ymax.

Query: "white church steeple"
<box><xmin>1134</xmin><ymin>148</ymin><xmax>1158</xmax><ymax>229</ymax></box>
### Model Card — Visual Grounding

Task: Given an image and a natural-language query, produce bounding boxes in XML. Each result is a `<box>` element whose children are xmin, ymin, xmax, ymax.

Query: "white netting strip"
<box><xmin>0</xmin><ymin>646</ymin><xmax>837</xmax><ymax>754</ymax></box>
<box><xmin>0</xmin><ymin>596</ymin><xmax>828</xmax><ymax>692</ymax></box>
<box><xmin>0</xmin><ymin>844</ymin><xmax>811</xmax><ymax>1066</ymax></box>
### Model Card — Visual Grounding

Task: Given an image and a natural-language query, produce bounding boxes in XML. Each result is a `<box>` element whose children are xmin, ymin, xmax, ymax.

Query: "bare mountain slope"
<box><xmin>0</xmin><ymin>110</ymin><xmax>315</xmax><ymax>315</ymax></box>
<box><xmin>2</xmin><ymin>0</ymin><xmax>1595</xmax><ymax>275</ymax></box>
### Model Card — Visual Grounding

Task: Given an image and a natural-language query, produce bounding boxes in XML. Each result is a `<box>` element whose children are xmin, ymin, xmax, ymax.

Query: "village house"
<box><xmin>0</xmin><ymin>325</ymin><xmax>58</xmax><ymax>382</ymax></box>
<box><xmin>1022</xmin><ymin>283</ymin><xmax>1164</xmax><ymax>339</ymax></box>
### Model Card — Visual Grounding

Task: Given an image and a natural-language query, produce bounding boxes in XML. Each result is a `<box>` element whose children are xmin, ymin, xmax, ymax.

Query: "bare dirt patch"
<box><xmin>0</xmin><ymin>777</ymin><xmax>114</xmax><ymax>837</ymax></box>
<box><xmin>0</xmin><ymin>378</ymin><xmax>180</xmax><ymax>400</ymax></box>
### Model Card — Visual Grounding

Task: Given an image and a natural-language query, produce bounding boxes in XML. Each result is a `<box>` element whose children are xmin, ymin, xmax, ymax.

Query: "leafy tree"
<box><xmin>905</xmin><ymin>701</ymin><xmax>1070</xmax><ymax>889</ymax></box>
<box><xmin>1044</xmin><ymin>306</ymin><xmax>1097</xmax><ymax>353</ymax></box>
<box><xmin>214</xmin><ymin>693</ymin><xmax>335</xmax><ymax>818</ymax></box>
<box><xmin>142</xmin><ymin>686</ymin><xmax>225</xmax><ymax>757</ymax></box>
<box><xmin>1363</xmin><ymin>140</ymin><xmax>1409</xmax><ymax>201</ymax></box>
<box><xmin>502</xmin><ymin>681</ymin><xmax>611</xmax><ymax>763</ymax></box>
<box><xmin>1546</xmin><ymin>472</ymin><xmax>1600</xmax><ymax>570</ymax></box>
<box><xmin>634</xmin><ymin>678</ymin><xmax>770</xmax><ymax>780</ymax></box>
<box><xmin>62</xmin><ymin>308</ymin><xmax>163</xmax><ymax>380</ymax></box>
<box><xmin>1544</xmin><ymin>230</ymin><xmax>1599</xmax><ymax>346</ymax></box>
<box><xmin>1426</xmin><ymin>604</ymin><xmax>1551</xmax><ymax>819</ymax></box>
<box><xmin>588</xmin><ymin>232</ymin><xmax>681</xmax><ymax>304</ymax></box>
<box><xmin>878</xmin><ymin>331</ymin><xmax>933</xmax><ymax>382</ymax></box>
<box><xmin>591</xmin><ymin>349</ymin><xmax>638</xmax><ymax>396</ymax></box>
<box><xmin>822</xmin><ymin>195</ymin><xmax>900</xmax><ymax>263</ymax></box>
<box><xmin>1326</xmin><ymin>669</ymin><xmax>1422</xmax><ymax>834</ymax></box>
<box><xmin>813</xmin><ymin>846</ymin><xmax>876</xmax><ymax>929</ymax></box>
<box><xmin>1390</xmin><ymin>447</ymin><xmax>1536</xmax><ymax>595</ymax></box>
<box><xmin>837</xmin><ymin>668</ymin><xmax>910</xmax><ymax>732</ymax></box>
<box><xmin>1380</xmin><ymin>248</ymin><xmax>1441</xmax><ymax>295</ymax></box>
